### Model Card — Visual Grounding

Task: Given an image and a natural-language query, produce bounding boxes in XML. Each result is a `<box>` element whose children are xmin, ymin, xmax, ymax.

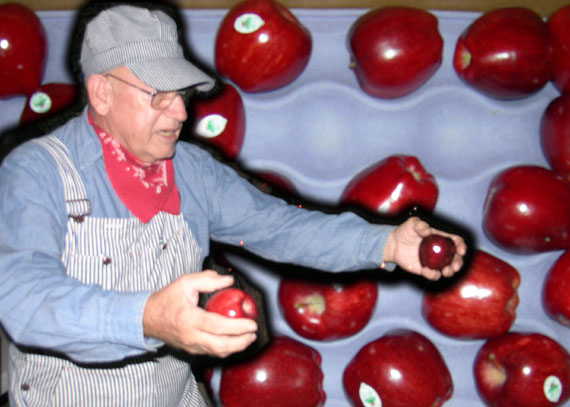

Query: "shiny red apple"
<box><xmin>205</xmin><ymin>288</ymin><xmax>258</xmax><ymax>319</ymax></box>
<box><xmin>547</xmin><ymin>6</ymin><xmax>570</xmax><ymax>94</ymax></box>
<box><xmin>19</xmin><ymin>83</ymin><xmax>79</xmax><ymax>125</ymax></box>
<box><xmin>453</xmin><ymin>7</ymin><xmax>553</xmax><ymax>99</ymax></box>
<box><xmin>0</xmin><ymin>3</ymin><xmax>47</xmax><ymax>98</ymax></box>
<box><xmin>418</xmin><ymin>234</ymin><xmax>456</xmax><ymax>270</ymax></box>
<box><xmin>482</xmin><ymin>165</ymin><xmax>570</xmax><ymax>253</ymax></box>
<box><xmin>343</xmin><ymin>329</ymin><xmax>453</xmax><ymax>407</ymax></box>
<box><xmin>542</xmin><ymin>249</ymin><xmax>570</xmax><ymax>327</ymax></box>
<box><xmin>340</xmin><ymin>155</ymin><xmax>438</xmax><ymax>217</ymax></box>
<box><xmin>277</xmin><ymin>277</ymin><xmax>378</xmax><ymax>341</ymax></box>
<box><xmin>540</xmin><ymin>94</ymin><xmax>570</xmax><ymax>181</ymax></box>
<box><xmin>422</xmin><ymin>250</ymin><xmax>520</xmax><ymax>339</ymax></box>
<box><xmin>347</xmin><ymin>6</ymin><xmax>443</xmax><ymax>99</ymax></box>
<box><xmin>218</xmin><ymin>336</ymin><xmax>326</xmax><ymax>407</ymax></box>
<box><xmin>474</xmin><ymin>332</ymin><xmax>570</xmax><ymax>407</ymax></box>
<box><xmin>214</xmin><ymin>0</ymin><xmax>312</xmax><ymax>93</ymax></box>
<box><xmin>190</xmin><ymin>82</ymin><xmax>245</xmax><ymax>160</ymax></box>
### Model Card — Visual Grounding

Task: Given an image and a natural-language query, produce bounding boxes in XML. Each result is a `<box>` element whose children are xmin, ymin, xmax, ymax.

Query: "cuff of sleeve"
<box><xmin>362</xmin><ymin>223</ymin><xmax>397</xmax><ymax>271</ymax></box>
<box><xmin>106</xmin><ymin>291</ymin><xmax>164</xmax><ymax>353</ymax></box>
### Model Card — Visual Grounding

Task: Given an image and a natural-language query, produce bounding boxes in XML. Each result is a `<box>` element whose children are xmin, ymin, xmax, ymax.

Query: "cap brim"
<box><xmin>128</xmin><ymin>57</ymin><xmax>215</xmax><ymax>92</ymax></box>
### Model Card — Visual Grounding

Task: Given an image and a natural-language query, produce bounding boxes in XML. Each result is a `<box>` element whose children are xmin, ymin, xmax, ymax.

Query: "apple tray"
<box><xmin>0</xmin><ymin>7</ymin><xmax>566</xmax><ymax>407</ymax></box>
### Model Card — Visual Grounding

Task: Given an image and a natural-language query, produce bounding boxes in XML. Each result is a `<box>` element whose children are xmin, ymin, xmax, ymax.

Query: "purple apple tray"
<box><xmin>0</xmin><ymin>7</ymin><xmax>566</xmax><ymax>407</ymax></box>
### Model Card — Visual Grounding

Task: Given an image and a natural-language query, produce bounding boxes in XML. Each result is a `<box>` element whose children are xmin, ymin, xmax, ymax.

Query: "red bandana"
<box><xmin>88</xmin><ymin>113</ymin><xmax>180</xmax><ymax>222</ymax></box>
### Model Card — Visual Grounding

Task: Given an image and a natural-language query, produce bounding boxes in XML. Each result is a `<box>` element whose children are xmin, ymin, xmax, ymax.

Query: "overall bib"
<box><xmin>9</xmin><ymin>135</ymin><xmax>206</xmax><ymax>407</ymax></box>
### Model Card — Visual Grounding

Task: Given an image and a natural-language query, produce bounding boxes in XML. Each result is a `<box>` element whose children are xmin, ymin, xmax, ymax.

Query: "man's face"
<box><xmin>103</xmin><ymin>66</ymin><xmax>188</xmax><ymax>164</ymax></box>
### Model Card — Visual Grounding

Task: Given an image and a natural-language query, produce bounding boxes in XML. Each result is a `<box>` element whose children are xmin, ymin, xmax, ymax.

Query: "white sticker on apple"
<box><xmin>196</xmin><ymin>114</ymin><xmax>227</xmax><ymax>138</ymax></box>
<box><xmin>29</xmin><ymin>91</ymin><xmax>52</xmax><ymax>114</ymax></box>
<box><xmin>234</xmin><ymin>13</ymin><xmax>265</xmax><ymax>34</ymax></box>
<box><xmin>544</xmin><ymin>375</ymin><xmax>562</xmax><ymax>402</ymax></box>
<box><xmin>359</xmin><ymin>382</ymin><xmax>382</xmax><ymax>407</ymax></box>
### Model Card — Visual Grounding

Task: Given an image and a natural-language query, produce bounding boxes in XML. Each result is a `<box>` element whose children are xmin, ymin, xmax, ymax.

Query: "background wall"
<box><xmin>0</xmin><ymin>0</ymin><xmax>567</xmax><ymax>16</ymax></box>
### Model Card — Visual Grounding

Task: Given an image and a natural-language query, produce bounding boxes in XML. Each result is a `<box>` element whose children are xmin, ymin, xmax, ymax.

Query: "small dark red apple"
<box><xmin>474</xmin><ymin>331</ymin><xmax>570</xmax><ymax>407</ymax></box>
<box><xmin>218</xmin><ymin>336</ymin><xmax>326</xmax><ymax>407</ymax></box>
<box><xmin>419</xmin><ymin>234</ymin><xmax>456</xmax><ymax>270</ymax></box>
<box><xmin>340</xmin><ymin>155</ymin><xmax>438</xmax><ymax>217</ymax></box>
<box><xmin>453</xmin><ymin>7</ymin><xmax>553</xmax><ymax>99</ymax></box>
<box><xmin>540</xmin><ymin>94</ymin><xmax>570</xmax><ymax>181</ymax></box>
<box><xmin>422</xmin><ymin>250</ymin><xmax>520</xmax><ymax>339</ymax></box>
<box><xmin>542</xmin><ymin>249</ymin><xmax>570</xmax><ymax>327</ymax></box>
<box><xmin>277</xmin><ymin>277</ymin><xmax>378</xmax><ymax>341</ymax></box>
<box><xmin>0</xmin><ymin>3</ymin><xmax>47</xmax><ymax>98</ymax></box>
<box><xmin>343</xmin><ymin>329</ymin><xmax>453</xmax><ymax>407</ymax></box>
<box><xmin>347</xmin><ymin>6</ymin><xmax>443</xmax><ymax>99</ymax></box>
<box><xmin>19</xmin><ymin>83</ymin><xmax>79</xmax><ymax>125</ymax></box>
<box><xmin>482</xmin><ymin>165</ymin><xmax>570</xmax><ymax>253</ymax></box>
<box><xmin>547</xmin><ymin>5</ymin><xmax>570</xmax><ymax>94</ymax></box>
<box><xmin>214</xmin><ymin>0</ymin><xmax>312</xmax><ymax>92</ymax></box>
<box><xmin>190</xmin><ymin>82</ymin><xmax>245</xmax><ymax>160</ymax></box>
<box><xmin>205</xmin><ymin>288</ymin><xmax>258</xmax><ymax>319</ymax></box>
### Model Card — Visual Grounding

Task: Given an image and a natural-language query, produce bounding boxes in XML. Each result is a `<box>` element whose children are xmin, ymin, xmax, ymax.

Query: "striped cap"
<box><xmin>80</xmin><ymin>5</ymin><xmax>214</xmax><ymax>92</ymax></box>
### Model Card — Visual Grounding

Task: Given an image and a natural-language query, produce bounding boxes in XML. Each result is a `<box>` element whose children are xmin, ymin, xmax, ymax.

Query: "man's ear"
<box><xmin>86</xmin><ymin>74</ymin><xmax>112</xmax><ymax>115</ymax></box>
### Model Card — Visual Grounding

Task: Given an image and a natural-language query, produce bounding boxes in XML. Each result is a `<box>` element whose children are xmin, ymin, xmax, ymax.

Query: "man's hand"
<box><xmin>383</xmin><ymin>216</ymin><xmax>467</xmax><ymax>280</ymax></box>
<box><xmin>143</xmin><ymin>270</ymin><xmax>258</xmax><ymax>358</ymax></box>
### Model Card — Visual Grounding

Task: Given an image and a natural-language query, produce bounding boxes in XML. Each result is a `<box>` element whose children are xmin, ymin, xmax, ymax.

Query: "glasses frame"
<box><xmin>104</xmin><ymin>74</ymin><xmax>195</xmax><ymax>110</ymax></box>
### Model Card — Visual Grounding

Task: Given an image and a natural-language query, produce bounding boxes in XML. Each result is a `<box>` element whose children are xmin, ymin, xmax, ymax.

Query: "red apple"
<box><xmin>0</xmin><ymin>3</ymin><xmax>47</xmax><ymax>98</ymax></box>
<box><xmin>347</xmin><ymin>6</ymin><xmax>443</xmax><ymax>99</ymax></box>
<box><xmin>277</xmin><ymin>277</ymin><xmax>378</xmax><ymax>341</ymax></box>
<box><xmin>343</xmin><ymin>329</ymin><xmax>453</xmax><ymax>407</ymax></box>
<box><xmin>474</xmin><ymin>332</ymin><xmax>570</xmax><ymax>407</ymax></box>
<box><xmin>547</xmin><ymin>6</ymin><xmax>570</xmax><ymax>94</ymax></box>
<box><xmin>218</xmin><ymin>335</ymin><xmax>326</xmax><ymax>407</ymax></box>
<box><xmin>418</xmin><ymin>234</ymin><xmax>456</xmax><ymax>270</ymax></box>
<box><xmin>205</xmin><ymin>288</ymin><xmax>258</xmax><ymax>319</ymax></box>
<box><xmin>214</xmin><ymin>0</ymin><xmax>312</xmax><ymax>93</ymax></box>
<box><xmin>542</xmin><ymin>249</ymin><xmax>570</xmax><ymax>327</ymax></box>
<box><xmin>453</xmin><ymin>7</ymin><xmax>553</xmax><ymax>99</ymax></box>
<box><xmin>422</xmin><ymin>250</ymin><xmax>520</xmax><ymax>339</ymax></box>
<box><xmin>19</xmin><ymin>83</ymin><xmax>79</xmax><ymax>125</ymax></box>
<box><xmin>189</xmin><ymin>82</ymin><xmax>245</xmax><ymax>160</ymax></box>
<box><xmin>483</xmin><ymin>165</ymin><xmax>570</xmax><ymax>253</ymax></box>
<box><xmin>540</xmin><ymin>94</ymin><xmax>570</xmax><ymax>181</ymax></box>
<box><xmin>340</xmin><ymin>155</ymin><xmax>438</xmax><ymax>217</ymax></box>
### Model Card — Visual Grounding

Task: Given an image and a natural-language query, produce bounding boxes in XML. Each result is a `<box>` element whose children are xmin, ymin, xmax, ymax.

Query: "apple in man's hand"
<box><xmin>278</xmin><ymin>277</ymin><xmax>378</xmax><ymax>341</ymax></box>
<box><xmin>419</xmin><ymin>234</ymin><xmax>456</xmax><ymax>270</ymax></box>
<box><xmin>218</xmin><ymin>336</ymin><xmax>326</xmax><ymax>407</ymax></box>
<box><xmin>205</xmin><ymin>288</ymin><xmax>258</xmax><ymax>319</ymax></box>
<box><xmin>347</xmin><ymin>6</ymin><xmax>443</xmax><ymax>99</ymax></box>
<box><xmin>422</xmin><ymin>250</ymin><xmax>520</xmax><ymax>339</ymax></box>
<box><xmin>453</xmin><ymin>7</ymin><xmax>552</xmax><ymax>99</ymax></box>
<box><xmin>214</xmin><ymin>0</ymin><xmax>312</xmax><ymax>93</ymax></box>
<box><xmin>343</xmin><ymin>329</ymin><xmax>453</xmax><ymax>407</ymax></box>
<box><xmin>474</xmin><ymin>332</ymin><xmax>570</xmax><ymax>407</ymax></box>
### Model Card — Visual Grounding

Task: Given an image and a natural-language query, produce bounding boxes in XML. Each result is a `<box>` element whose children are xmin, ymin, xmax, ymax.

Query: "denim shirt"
<box><xmin>0</xmin><ymin>107</ymin><xmax>394</xmax><ymax>363</ymax></box>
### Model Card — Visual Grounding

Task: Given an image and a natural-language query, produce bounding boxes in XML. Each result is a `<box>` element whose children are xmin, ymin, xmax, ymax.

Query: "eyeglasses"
<box><xmin>104</xmin><ymin>74</ymin><xmax>195</xmax><ymax>110</ymax></box>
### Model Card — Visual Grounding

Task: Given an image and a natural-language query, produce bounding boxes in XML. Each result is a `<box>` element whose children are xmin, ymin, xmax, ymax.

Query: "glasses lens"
<box><xmin>152</xmin><ymin>88</ymin><xmax>194</xmax><ymax>109</ymax></box>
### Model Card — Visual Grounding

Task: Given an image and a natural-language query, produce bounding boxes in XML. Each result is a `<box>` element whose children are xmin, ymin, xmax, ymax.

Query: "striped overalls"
<box><xmin>8</xmin><ymin>135</ymin><xmax>207</xmax><ymax>407</ymax></box>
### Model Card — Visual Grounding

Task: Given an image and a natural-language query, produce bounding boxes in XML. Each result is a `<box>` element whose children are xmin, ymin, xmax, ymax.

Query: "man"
<box><xmin>0</xmin><ymin>3</ymin><xmax>466</xmax><ymax>406</ymax></box>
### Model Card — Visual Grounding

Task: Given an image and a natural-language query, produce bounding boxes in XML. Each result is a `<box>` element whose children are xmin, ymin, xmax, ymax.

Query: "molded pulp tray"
<box><xmin>0</xmin><ymin>8</ymin><xmax>567</xmax><ymax>407</ymax></box>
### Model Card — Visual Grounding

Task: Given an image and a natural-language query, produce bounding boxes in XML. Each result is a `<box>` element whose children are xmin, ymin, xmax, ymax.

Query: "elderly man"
<box><xmin>0</xmin><ymin>3</ymin><xmax>465</xmax><ymax>406</ymax></box>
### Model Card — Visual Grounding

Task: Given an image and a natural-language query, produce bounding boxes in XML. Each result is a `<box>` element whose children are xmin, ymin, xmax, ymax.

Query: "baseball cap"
<box><xmin>79</xmin><ymin>4</ymin><xmax>215</xmax><ymax>92</ymax></box>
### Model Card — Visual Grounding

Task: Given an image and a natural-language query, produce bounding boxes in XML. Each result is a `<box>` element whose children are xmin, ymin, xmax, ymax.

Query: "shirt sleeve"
<box><xmin>0</xmin><ymin>142</ymin><xmax>159</xmax><ymax>363</ymax></box>
<box><xmin>189</xmin><ymin>148</ymin><xmax>396</xmax><ymax>272</ymax></box>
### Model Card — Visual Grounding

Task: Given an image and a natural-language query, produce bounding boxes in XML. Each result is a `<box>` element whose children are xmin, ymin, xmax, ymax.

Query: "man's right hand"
<box><xmin>142</xmin><ymin>270</ymin><xmax>258</xmax><ymax>358</ymax></box>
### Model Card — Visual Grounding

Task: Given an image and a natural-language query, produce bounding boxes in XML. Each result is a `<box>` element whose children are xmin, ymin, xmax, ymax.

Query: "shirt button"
<box><xmin>162</xmin><ymin>243</ymin><xmax>167</xmax><ymax>250</ymax></box>
<box><xmin>21</xmin><ymin>383</ymin><xmax>30</xmax><ymax>391</ymax></box>
<box><xmin>102</xmin><ymin>257</ymin><xmax>111</xmax><ymax>265</ymax></box>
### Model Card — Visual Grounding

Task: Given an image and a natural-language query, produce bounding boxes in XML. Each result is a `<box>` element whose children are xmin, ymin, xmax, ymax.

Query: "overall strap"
<box><xmin>32</xmin><ymin>135</ymin><xmax>92</xmax><ymax>220</ymax></box>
